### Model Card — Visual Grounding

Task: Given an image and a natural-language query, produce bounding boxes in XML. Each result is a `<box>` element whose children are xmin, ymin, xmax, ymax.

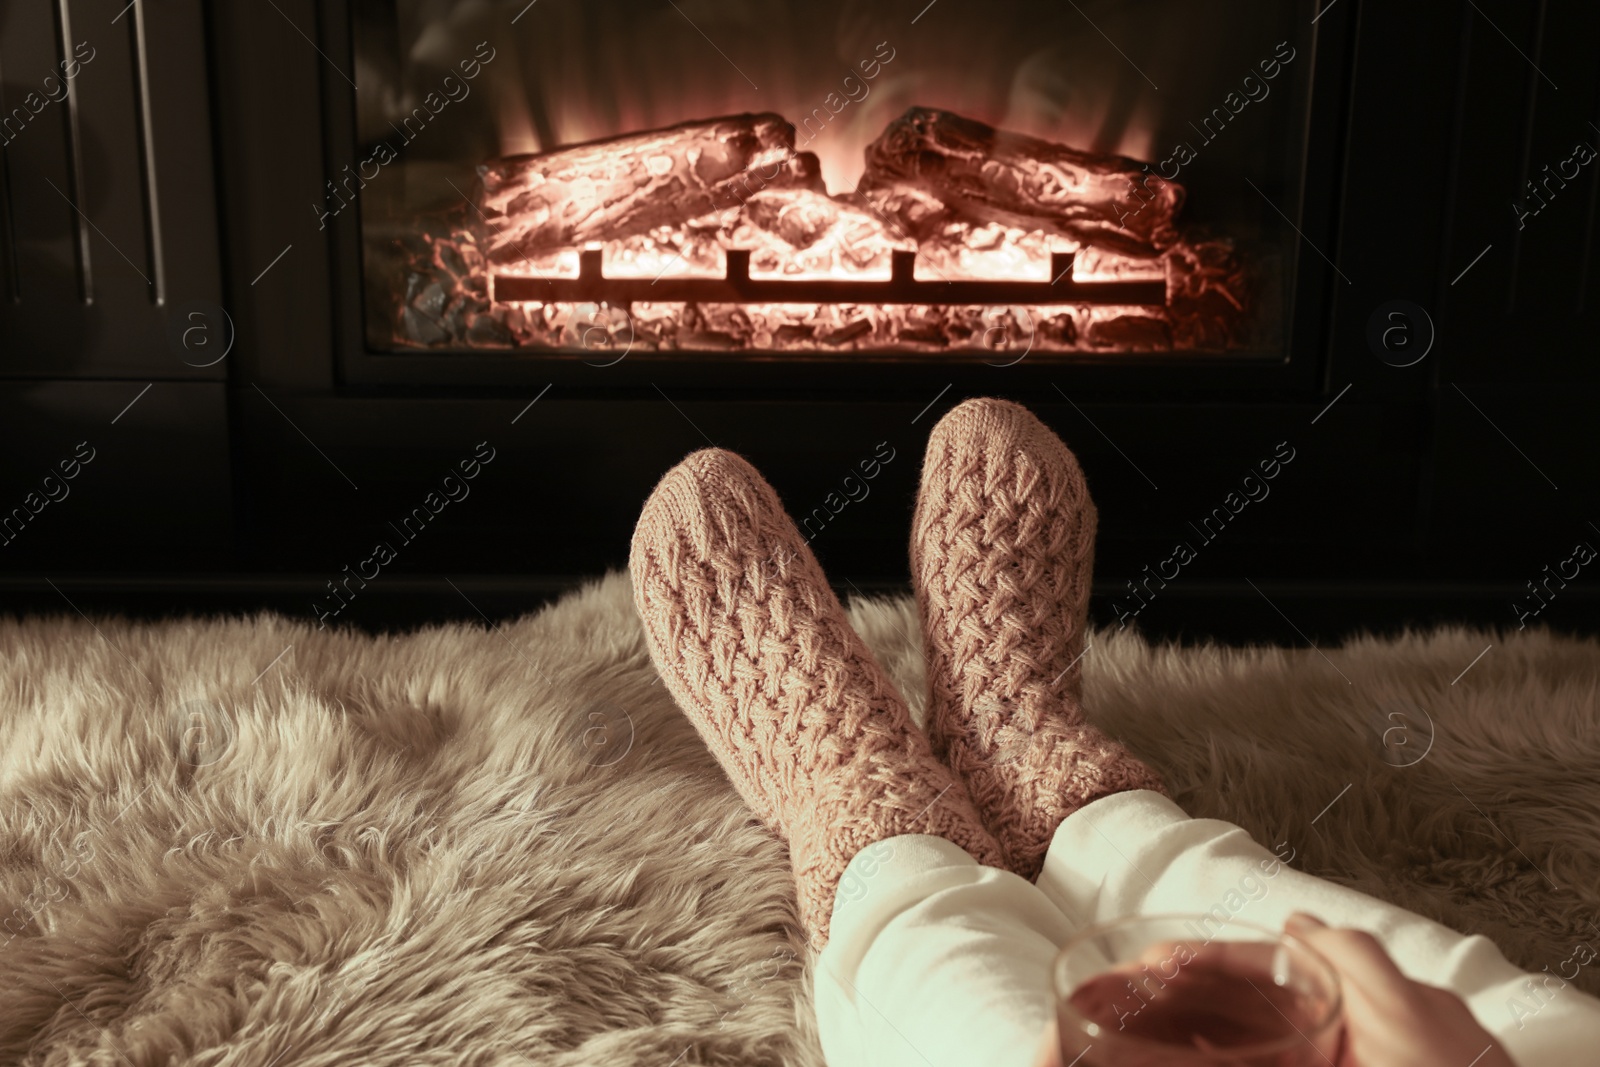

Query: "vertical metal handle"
<box><xmin>0</xmin><ymin>57</ymin><xmax>18</xmax><ymax>303</ymax></box>
<box><xmin>129</xmin><ymin>0</ymin><xmax>166</xmax><ymax>305</ymax></box>
<box><xmin>55</xmin><ymin>0</ymin><xmax>94</xmax><ymax>304</ymax></box>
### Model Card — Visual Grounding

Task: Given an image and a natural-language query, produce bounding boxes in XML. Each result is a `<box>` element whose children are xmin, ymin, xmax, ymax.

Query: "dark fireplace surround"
<box><xmin>1</xmin><ymin>0</ymin><xmax>1598</xmax><ymax>640</ymax></box>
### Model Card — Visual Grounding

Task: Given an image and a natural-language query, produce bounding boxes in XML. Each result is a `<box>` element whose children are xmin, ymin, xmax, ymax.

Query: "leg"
<box><xmin>822</xmin><ymin>397</ymin><xmax>1597</xmax><ymax>1066</ymax></box>
<box><xmin>628</xmin><ymin>448</ymin><xmax>1003</xmax><ymax>944</ymax></box>
<box><xmin>816</xmin><ymin>396</ymin><xmax>1166</xmax><ymax>1067</ymax></box>
<box><xmin>912</xmin><ymin>397</ymin><xmax>1166</xmax><ymax>880</ymax></box>
<box><xmin>628</xmin><ymin>445</ymin><xmax>1063</xmax><ymax>1065</ymax></box>
<box><xmin>814</xmin><ymin>799</ymin><xmax>1600</xmax><ymax>1067</ymax></box>
<box><xmin>813</xmin><ymin>834</ymin><xmax>1067</xmax><ymax>1067</ymax></box>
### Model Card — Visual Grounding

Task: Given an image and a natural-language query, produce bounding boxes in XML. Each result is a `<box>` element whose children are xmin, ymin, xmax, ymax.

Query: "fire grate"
<box><xmin>491</xmin><ymin>248</ymin><xmax>1167</xmax><ymax>307</ymax></box>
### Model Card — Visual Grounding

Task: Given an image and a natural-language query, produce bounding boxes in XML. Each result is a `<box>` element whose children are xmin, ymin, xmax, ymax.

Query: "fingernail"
<box><xmin>1286</xmin><ymin>912</ymin><xmax>1325</xmax><ymax>932</ymax></box>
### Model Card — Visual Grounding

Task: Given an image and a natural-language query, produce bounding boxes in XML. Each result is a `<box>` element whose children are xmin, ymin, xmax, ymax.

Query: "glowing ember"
<box><xmin>387</xmin><ymin>108</ymin><xmax>1249</xmax><ymax>355</ymax></box>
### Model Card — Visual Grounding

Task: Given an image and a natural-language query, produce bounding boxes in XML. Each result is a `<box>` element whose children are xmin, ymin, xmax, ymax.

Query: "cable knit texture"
<box><xmin>912</xmin><ymin>398</ymin><xmax>1167</xmax><ymax>879</ymax></box>
<box><xmin>629</xmin><ymin>448</ymin><xmax>1003</xmax><ymax>946</ymax></box>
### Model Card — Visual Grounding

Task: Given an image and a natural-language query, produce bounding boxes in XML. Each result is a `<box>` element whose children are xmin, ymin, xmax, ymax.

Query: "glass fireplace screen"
<box><xmin>350</xmin><ymin>0</ymin><xmax>1316</xmax><ymax>358</ymax></box>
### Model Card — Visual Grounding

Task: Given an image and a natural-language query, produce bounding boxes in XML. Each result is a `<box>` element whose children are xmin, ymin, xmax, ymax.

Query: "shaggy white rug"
<box><xmin>2</xmin><ymin>574</ymin><xmax>1597</xmax><ymax>1066</ymax></box>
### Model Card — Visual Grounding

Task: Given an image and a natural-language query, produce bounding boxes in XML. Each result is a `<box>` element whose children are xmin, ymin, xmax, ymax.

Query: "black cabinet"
<box><xmin>0</xmin><ymin>0</ymin><xmax>224</xmax><ymax>379</ymax></box>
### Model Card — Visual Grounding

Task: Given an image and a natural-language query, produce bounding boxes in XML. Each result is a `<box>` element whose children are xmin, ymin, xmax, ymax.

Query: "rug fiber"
<box><xmin>2</xmin><ymin>574</ymin><xmax>1597</xmax><ymax>1065</ymax></box>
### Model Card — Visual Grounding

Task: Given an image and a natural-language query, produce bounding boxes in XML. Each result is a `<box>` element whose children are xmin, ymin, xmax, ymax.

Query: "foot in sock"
<box><xmin>912</xmin><ymin>397</ymin><xmax>1166</xmax><ymax>880</ymax></box>
<box><xmin>629</xmin><ymin>448</ymin><xmax>1004</xmax><ymax>946</ymax></box>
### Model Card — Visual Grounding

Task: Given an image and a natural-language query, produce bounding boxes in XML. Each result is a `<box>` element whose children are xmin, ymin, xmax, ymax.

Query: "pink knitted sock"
<box><xmin>912</xmin><ymin>398</ymin><xmax>1167</xmax><ymax>880</ymax></box>
<box><xmin>630</xmin><ymin>448</ymin><xmax>1003</xmax><ymax>946</ymax></box>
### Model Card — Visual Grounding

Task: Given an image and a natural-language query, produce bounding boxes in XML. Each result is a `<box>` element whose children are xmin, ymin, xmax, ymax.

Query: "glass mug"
<box><xmin>1053</xmin><ymin>915</ymin><xmax>1344</xmax><ymax>1066</ymax></box>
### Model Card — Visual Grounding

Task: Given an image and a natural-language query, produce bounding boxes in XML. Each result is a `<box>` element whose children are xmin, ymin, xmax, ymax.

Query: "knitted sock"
<box><xmin>630</xmin><ymin>448</ymin><xmax>1004</xmax><ymax>947</ymax></box>
<box><xmin>911</xmin><ymin>398</ymin><xmax>1166</xmax><ymax>880</ymax></box>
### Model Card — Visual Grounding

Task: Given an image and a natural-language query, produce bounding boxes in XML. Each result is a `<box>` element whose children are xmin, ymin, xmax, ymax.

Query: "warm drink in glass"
<box><xmin>1053</xmin><ymin>915</ymin><xmax>1343</xmax><ymax>1066</ymax></box>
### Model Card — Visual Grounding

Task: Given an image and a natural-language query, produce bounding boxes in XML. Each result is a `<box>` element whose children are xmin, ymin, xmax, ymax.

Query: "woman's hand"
<box><xmin>1285</xmin><ymin>912</ymin><xmax>1517</xmax><ymax>1067</ymax></box>
<box><xmin>1030</xmin><ymin>915</ymin><xmax>1519</xmax><ymax>1067</ymax></box>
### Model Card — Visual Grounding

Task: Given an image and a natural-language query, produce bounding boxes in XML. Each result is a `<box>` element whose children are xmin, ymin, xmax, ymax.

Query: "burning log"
<box><xmin>386</xmin><ymin>106</ymin><xmax>1248</xmax><ymax>355</ymax></box>
<box><xmin>477</xmin><ymin>113</ymin><xmax>824</xmax><ymax>265</ymax></box>
<box><xmin>860</xmin><ymin>107</ymin><xmax>1184</xmax><ymax>255</ymax></box>
<box><xmin>1164</xmin><ymin>237</ymin><xmax>1249</xmax><ymax>349</ymax></box>
<box><xmin>739</xmin><ymin>189</ymin><xmax>910</xmax><ymax>274</ymax></box>
<box><xmin>746</xmin><ymin>189</ymin><xmax>884</xmax><ymax>252</ymax></box>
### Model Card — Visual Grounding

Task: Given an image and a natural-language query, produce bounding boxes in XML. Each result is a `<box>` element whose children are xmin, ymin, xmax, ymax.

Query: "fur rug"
<box><xmin>2</xmin><ymin>574</ymin><xmax>1597</xmax><ymax>1066</ymax></box>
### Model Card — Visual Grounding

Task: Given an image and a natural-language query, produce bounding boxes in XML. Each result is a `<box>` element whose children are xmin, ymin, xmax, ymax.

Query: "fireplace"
<box><xmin>9</xmin><ymin>0</ymin><xmax>1596</xmax><ymax>640</ymax></box>
<box><xmin>349</xmin><ymin>0</ymin><xmax>1322</xmax><ymax>365</ymax></box>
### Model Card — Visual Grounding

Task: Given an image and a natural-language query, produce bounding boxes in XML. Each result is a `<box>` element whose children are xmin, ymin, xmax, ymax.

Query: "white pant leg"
<box><xmin>812</xmin><ymin>834</ymin><xmax>1072</xmax><ymax>1067</ymax></box>
<box><xmin>813</xmin><ymin>791</ymin><xmax>1600</xmax><ymax>1067</ymax></box>
<box><xmin>1038</xmin><ymin>790</ymin><xmax>1600</xmax><ymax>1066</ymax></box>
